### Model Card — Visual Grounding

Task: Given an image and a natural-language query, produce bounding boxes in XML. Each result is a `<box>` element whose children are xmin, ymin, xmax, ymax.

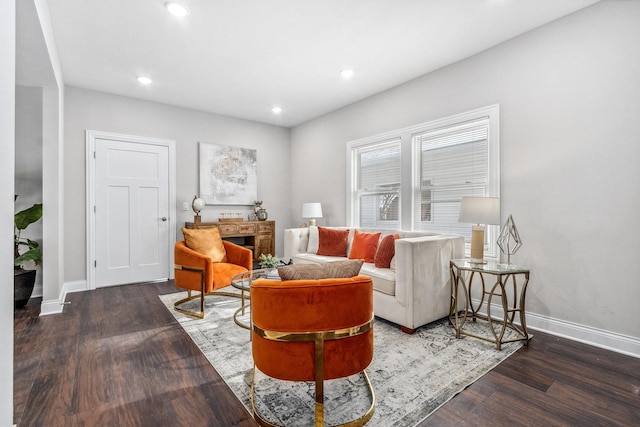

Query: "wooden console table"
<box><xmin>184</xmin><ymin>220</ymin><xmax>275</xmax><ymax>261</ymax></box>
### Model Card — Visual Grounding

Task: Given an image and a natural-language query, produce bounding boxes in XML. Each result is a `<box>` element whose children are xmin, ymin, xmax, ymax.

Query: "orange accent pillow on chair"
<box><xmin>349</xmin><ymin>230</ymin><xmax>381</xmax><ymax>263</ymax></box>
<box><xmin>182</xmin><ymin>227</ymin><xmax>227</xmax><ymax>262</ymax></box>
<box><xmin>316</xmin><ymin>227</ymin><xmax>350</xmax><ymax>256</ymax></box>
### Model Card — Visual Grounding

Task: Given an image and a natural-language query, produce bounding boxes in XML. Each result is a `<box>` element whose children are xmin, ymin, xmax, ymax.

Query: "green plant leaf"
<box><xmin>258</xmin><ymin>253</ymin><xmax>279</xmax><ymax>268</ymax></box>
<box><xmin>14</xmin><ymin>247</ymin><xmax>42</xmax><ymax>266</ymax></box>
<box><xmin>15</xmin><ymin>203</ymin><xmax>43</xmax><ymax>231</ymax></box>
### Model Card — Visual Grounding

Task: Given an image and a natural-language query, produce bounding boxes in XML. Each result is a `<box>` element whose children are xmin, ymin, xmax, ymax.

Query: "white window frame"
<box><xmin>346</xmin><ymin>138</ymin><xmax>402</xmax><ymax>228</ymax></box>
<box><xmin>346</xmin><ymin>104</ymin><xmax>500</xmax><ymax>258</ymax></box>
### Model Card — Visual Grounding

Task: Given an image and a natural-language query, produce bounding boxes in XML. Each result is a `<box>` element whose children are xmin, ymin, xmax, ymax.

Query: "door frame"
<box><xmin>86</xmin><ymin>130</ymin><xmax>176</xmax><ymax>290</ymax></box>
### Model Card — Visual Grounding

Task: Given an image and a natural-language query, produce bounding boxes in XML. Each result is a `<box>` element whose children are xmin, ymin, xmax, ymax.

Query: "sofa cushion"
<box><xmin>374</xmin><ymin>233</ymin><xmax>399</xmax><ymax>268</ymax></box>
<box><xmin>307</xmin><ymin>226</ymin><xmax>319</xmax><ymax>253</ymax></box>
<box><xmin>181</xmin><ymin>227</ymin><xmax>227</xmax><ymax>262</ymax></box>
<box><xmin>278</xmin><ymin>259</ymin><xmax>363</xmax><ymax>280</ymax></box>
<box><xmin>360</xmin><ymin>263</ymin><xmax>396</xmax><ymax>296</ymax></box>
<box><xmin>317</xmin><ymin>227</ymin><xmax>350</xmax><ymax>256</ymax></box>
<box><xmin>291</xmin><ymin>253</ymin><xmax>341</xmax><ymax>264</ymax></box>
<box><xmin>349</xmin><ymin>230</ymin><xmax>381</xmax><ymax>263</ymax></box>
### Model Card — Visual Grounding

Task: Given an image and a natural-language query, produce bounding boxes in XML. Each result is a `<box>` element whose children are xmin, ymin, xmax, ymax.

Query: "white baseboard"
<box><xmin>470</xmin><ymin>298</ymin><xmax>640</xmax><ymax>359</ymax></box>
<box><xmin>31</xmin><ymin>284</ymin><xmax>43</xmax><ymax>298</ymax></box>
<box><xmin>39</xmin><ymin>280</ymin><xmax>87</xmax><ymax>316</ymax></box>
<box><xmin>526</xmin><ymin>311</ymin><xmax>640</xmax><ymax>359</ymax></box>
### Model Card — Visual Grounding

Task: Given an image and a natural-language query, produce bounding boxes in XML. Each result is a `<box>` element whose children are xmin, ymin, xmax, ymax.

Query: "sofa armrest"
<box><xmin>394</xmin><ymin>235</ymin><xmax>465</xmax><ymax>318</ymax></box>
<box><xmin>283</xmin><ymin>228</ymin><xmax>310</xmax><ymax>262</ymax></box>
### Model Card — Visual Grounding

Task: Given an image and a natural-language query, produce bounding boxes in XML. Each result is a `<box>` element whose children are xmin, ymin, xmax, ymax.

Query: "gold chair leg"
<box><xmin>250</xmin><ymin>365</ymin><xmax>375</xmax><ymax>427</ymax></box>
<box><xmin>174</xmin><ymin>263</ymin><xmax>246</xmax><ymax>319</ymax></box>
<box><xmin>339</xmin><ymin>369</ymin><xmax>375</xmax><ymax>427</ymax></box>
<box><xmin>315</xmin><ymin>337</ymin><xmax>325</xmax><ymax>426</ymax></box>
<box><xmin>174</xmin><ymin>290</ymin><xmax>205</xmax><ymax>319</ymax></box>
<box><xmin>251</xmin><ymin>319</ymin><xmax>375</xmax><ymax>426</ymax></box>
<box><xmin>174</xmin><ymin>289</ymin><xmax>246</xmax><ymax>319</ymax></box>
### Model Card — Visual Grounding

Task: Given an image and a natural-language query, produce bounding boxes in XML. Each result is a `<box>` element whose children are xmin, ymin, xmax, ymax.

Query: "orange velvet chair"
<box><xmin>250</xmin><ymin>275</ymin><xmax>375</xmax><ymax>426</ymax></box>
<box><xmin>174</xmin><ymin>240</ymin><xmax>253</xmax><ymax>318</ymax></box>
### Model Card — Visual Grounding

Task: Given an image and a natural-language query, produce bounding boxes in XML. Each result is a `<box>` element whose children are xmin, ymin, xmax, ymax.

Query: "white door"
<box><xmin>94</xmin><ymin>138</ymin><xmax>171</xmax><ymax>287</ymax></box>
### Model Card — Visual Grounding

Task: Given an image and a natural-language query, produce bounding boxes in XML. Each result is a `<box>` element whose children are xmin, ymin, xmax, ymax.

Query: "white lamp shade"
<box><xmin>458</xmin><ymin>197</ymin><xmax>500</xmax><ymax>225</ymax></box>
<box><xmin>302</xmin><ymin>202</ymin><xmax>323</xmax><ymax>219</ymax></box>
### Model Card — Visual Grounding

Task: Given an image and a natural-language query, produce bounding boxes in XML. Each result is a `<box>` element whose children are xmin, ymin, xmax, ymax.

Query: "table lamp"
<box><xmin>458</xmin><ymin>197</ymin><xmax>500</xmax><ymax>263</ymax></box>
<box><xmin>302</xmin><ymin>202</ymin><xmax>323</xmax><ymax>227</ymax></box>
<box><xmin>192</xmin><ymin>195</ymin><xmax>205</xmax><ymax>223</ymax></box>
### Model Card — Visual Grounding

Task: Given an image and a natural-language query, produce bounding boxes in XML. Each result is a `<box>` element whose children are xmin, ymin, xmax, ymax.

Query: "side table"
<box><xmin>449</xmin><ymin>259</ymin><xmax>531</xmax><ymax>350</ymax></box>
<box><xmin>230</xmin><ymin>268</ymin><xmax>279</xmax><ymax>331</ymax></box>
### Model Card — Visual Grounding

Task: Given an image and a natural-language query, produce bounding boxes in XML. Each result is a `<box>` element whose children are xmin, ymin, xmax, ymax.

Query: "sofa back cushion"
<box><xmin>374</xmin><ymin>233</ymin><xmax>399</xmax><ymax>268</ymax></box>
<box><xmin>306</xmin><ymin>226</ymin><xmax>319</xmax><ymax>253</ymax></box>
<box><xmin>317</xmin><ymin>227</ymin><xmax>350</xmax><ymax>256</ymax></box>
<box><xmin>348</xmin><ymin>230</ymin><xmax>381</xmax><ymax>263</ymax></box>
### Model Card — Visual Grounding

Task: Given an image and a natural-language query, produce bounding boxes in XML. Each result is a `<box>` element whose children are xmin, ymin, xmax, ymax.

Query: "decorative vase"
<box><xmin>257</xmin><ymin>208</ymin><xmax>268</xmax><ymax>221</ymax></box>
<box><xmin>14</xmin><ymin>269</ymin><xmax>36</xmax><ymax>308</ymax></box>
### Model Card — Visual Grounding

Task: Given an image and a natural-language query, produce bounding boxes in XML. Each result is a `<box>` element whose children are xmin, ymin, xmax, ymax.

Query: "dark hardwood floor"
<box><xmin>14</xmin><ymin>281</ymin><xmax>640</xmax><ymax>426</ymax></box>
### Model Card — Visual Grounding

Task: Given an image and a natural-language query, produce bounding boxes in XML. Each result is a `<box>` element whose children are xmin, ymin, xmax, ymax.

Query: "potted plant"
<box><xmin>258</xmin><ymin>253</ymin><xmax>280</xmax><ymax>270</ymax></box>
<box><xmin>14</xmin><ymin>195</ymin><xmax>42</xmax><ymax>308</ymax></box>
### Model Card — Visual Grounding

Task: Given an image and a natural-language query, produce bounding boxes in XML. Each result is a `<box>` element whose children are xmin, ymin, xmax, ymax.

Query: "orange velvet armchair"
<box><xmin>250</xmin><ymin>275</ymin><xmax>375</xmax><ymax>426</ymax></box>
<box><xmin>174</xmin><ymin>240</ymin><xmax>253</xmax><ymax>318</ymax></box>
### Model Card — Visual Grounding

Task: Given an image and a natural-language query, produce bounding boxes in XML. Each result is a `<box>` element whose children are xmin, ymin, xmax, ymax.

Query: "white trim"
<box><xmin>85</xmin><ymin>130</ymin><xmax>176</xmax><ymax>290</ymax></box>
<box><xmin>526</xmin><ymin>312</ymin><xmax>640</xmax><ymax>359</ymax></box>
<box><xmin>470</xmin><ymin>298</ymin><xmax>640</xmax><ymax>358</ymax></box>
<box><xmin>31</xmin><ymin>284</ymin><xmax>42</xmax><ymax>298</ymax></box>
<box><xmin>39</xmin><ymin>280</ymin><xmax>86</xmax><ymax>316</ymax></box>
<box><xmin>346</xmin><ymin>104</ymin><xmax>500</xmax><ymax>238</ymax></box>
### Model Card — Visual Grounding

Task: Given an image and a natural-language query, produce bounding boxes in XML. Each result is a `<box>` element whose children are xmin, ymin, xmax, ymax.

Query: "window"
<box><xmin>347</xmin><ymin>105</ymin><xmax>500</xmax><ymax>258</ymax></box>
<box><xmin>349</xmin><ymin>139</ymin><xmax>401</xmax><ymax>229</ymax></box>
<box><xmin>414</xmin><ymin>120</ymin><xmax>489</xmax><ymax>235</ymax></box>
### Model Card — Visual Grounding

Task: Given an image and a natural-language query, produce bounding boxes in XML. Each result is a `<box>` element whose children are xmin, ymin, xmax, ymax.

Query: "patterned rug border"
<box><xmin>159</xmin><ymin>291</ymin><xmax>523</xmax><ymax>426</ymax></box>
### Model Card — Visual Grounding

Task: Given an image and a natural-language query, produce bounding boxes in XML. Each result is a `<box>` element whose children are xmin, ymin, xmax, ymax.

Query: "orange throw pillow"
<box><xmin>316</xmin><ymin>227</ymin><xmax>350</xmax><ymax>257</ymax></box>
<box><xmin>182</xmin><ymin>227</ymin><xmax>227</xmax><ymax>262</ymax></box>
<box><xmin>374</xmin><ymin>233</ymin><xmax>399</xmax><ymax>268</ymax></box>
<box><xmin>349</xmin><ymin>230</ymin><xmax>381</xmax><ymax>263</ymax></box>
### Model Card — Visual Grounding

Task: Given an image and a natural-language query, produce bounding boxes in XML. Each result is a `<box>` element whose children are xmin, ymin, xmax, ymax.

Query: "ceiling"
<box><xmin>43</xmin><ymin>0</ymin><xmax>600</xmax><ymax>128</ymax></box>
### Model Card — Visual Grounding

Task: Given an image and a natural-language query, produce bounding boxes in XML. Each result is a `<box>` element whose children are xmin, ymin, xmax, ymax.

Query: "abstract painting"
<box><xmin>199</xmin><ymin>142</ymin><xmax>257</xmax><ymax>205</ymax></box>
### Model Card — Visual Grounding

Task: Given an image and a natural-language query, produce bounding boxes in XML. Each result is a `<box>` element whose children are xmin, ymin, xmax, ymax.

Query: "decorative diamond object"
<box><xmin>497</xmin><ymin>214</ymin><xmax>522</xmax><ymax>264</ymax></box>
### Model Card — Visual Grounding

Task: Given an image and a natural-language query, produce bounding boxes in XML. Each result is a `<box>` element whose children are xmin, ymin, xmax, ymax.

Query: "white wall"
<box><xmin>16</xmin><ymin>0</ymin><xmax>66</xmax><ymax>313</ymax></box>
<box><xmin>290</xmin><ymin>2</ymin><xmax>640</xmax><ymax>352</ymax></box>
<box><xmin>15</xmin><ymin>85</ymin><xmax>44</xmax><ymax>296</ymax></box>
<box><xmin>63</xmin><ymin>86</ymin><xmax>291</xmax><ymax>283</ymax></box>
<box><xmin>0</xmin><ymin>0</ymin><xmax>15</xmax><ymax>422</ymax></box>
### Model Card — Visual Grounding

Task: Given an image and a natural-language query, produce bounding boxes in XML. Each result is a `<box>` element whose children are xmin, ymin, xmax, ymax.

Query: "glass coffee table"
<box><xmin>230</xmin><ymin>268</ymin><xmax>279</xmax><ymax>330</ymax></box>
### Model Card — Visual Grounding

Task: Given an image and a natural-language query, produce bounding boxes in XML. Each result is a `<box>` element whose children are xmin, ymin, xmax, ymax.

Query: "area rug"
<box><xmin>159</xmin><ymin>292</ymin><xmax>523</xmax><ymax>426</ymax></box>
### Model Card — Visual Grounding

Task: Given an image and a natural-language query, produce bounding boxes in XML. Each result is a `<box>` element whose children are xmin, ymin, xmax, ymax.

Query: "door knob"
<box><xmin>161</xmin><ymin>217</ymin><xmax>167</xmax><ymax>222</ymax></box>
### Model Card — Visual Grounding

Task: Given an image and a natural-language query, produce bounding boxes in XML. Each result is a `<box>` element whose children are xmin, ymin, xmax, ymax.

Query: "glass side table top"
<box><xmin>230</xmin><ymin>268</ymin><xmax>279</xmax><ymax>331</ymax></box>
<box><xmin>231</xmin><ymin>268</ymin><xmax>279</xmax><ymax>291</ymax></box>
<box><xmin>450</xmin><ymin>259</ymin><xmax>529</xmax><ymax>274</ymax></box>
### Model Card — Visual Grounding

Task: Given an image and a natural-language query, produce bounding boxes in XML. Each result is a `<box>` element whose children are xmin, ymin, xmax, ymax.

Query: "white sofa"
<box><xmin>283</xmin><ymin>227</ymin><xmax>465</xmax><ymax>333</ymax></box>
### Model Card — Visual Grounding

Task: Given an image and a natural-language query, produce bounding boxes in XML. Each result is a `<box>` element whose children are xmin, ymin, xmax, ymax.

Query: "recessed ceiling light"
<box><xmin>165</xmin><ymin>2</ymin><xmax>190</xmax><ymax>17</ymax></box>
<box><xmin>341</xmin><ymin>69</ymin><xmax>354</xmax><ymax>79</ymax></box>
<box><xmin>137</xmin><ymin>76</ymin><xmax>153</xmax><ymax>85</ymax></box>
<box><xmin>271</xmin><ymin>106</ymin><xmax>282</xmax><ymax>114</ymax></box>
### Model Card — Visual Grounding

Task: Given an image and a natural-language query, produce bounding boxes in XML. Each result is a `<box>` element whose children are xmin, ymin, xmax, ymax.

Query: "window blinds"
<box><xmin>415</xmin><ymin>119</ymin><xmax>490</xmax><ymax>235</ymax></box>
<box><xmin>356</xmin><ymin>139</ymin><xmax>401</xmax><ymax>228</ymax></box>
